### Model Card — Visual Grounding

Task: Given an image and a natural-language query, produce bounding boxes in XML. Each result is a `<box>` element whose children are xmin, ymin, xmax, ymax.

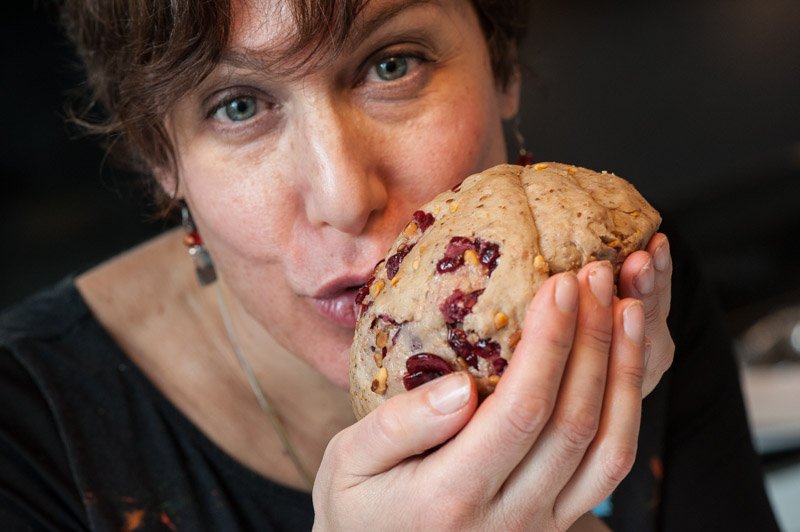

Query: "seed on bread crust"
<box><xmin>370</xmin><ymin>280</ymin><xmax>386</xmax><ymax>298</ymax></box>
<box><xmin>464</xmin><ymin>249</ymin><xmax>480</xmax><ymax>266</ymax></box>
<box><xmin>375</xmin><ymin>330</ymin><xmax>389</xmax><ymax>349</ymax></box>
<box><xmin>534</xmin><ymin>255</ymin><xmax>549</xmax><ymax>274</ymax></box>
<box><xmin>371</xmin><ymin>367</ymin><xmax>388</xmax><ymax>394</ymax></box>
<box><xmin>403</xmin><ymin>221</ymin><xmax>419</xmax><ymax>237</ymax></box>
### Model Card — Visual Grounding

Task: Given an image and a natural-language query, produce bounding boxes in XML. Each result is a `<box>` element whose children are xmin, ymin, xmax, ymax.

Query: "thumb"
<box><xmin>342</xmin><ymin>372</ymin><xmax>477</xmax><ymax>477</ymax></box>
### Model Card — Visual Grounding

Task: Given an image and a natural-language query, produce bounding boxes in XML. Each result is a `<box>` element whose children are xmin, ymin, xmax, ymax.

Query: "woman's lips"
<box><xmin>309</xmin><ymin>287</ymin><xmax>359</xmax><ymax>328</ymax></box>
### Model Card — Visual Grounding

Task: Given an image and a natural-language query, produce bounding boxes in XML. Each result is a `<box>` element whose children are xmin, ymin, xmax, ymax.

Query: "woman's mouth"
<box><xmin>309</xmin><ymin>284</ymin><xmax>363</xmax><ymax>328</ymax></box>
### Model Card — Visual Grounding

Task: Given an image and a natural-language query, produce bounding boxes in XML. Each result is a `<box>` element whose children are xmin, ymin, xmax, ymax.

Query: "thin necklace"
<box><xmin>214</xmin><ymin>283</ymin><xmax>314</xmax><ymax>491</ymax></box>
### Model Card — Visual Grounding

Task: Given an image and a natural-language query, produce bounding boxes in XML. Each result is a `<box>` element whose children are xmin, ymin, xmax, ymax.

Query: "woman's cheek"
<box><xmin>399</xmin><ymin>90</ymin><xmax>497</xmax><ymax>192</ymax></box>
<box><xmin>182</xmin><ymin>144</ymin><xmax>297</xmax><ymax>261</ymax></box>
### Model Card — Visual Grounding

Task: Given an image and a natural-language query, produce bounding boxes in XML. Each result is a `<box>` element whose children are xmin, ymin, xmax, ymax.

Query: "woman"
<box><xmin>0</xmin><ymin>0</ymin><xmax>775</xmax><ymax>530</ymax></box>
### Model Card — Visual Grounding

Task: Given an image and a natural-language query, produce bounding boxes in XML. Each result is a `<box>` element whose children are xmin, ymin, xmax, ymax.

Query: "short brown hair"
<box><xmin>61</xmin><ymin>0</ymin><xmax>531</xmax><ymax>210</ymax></box>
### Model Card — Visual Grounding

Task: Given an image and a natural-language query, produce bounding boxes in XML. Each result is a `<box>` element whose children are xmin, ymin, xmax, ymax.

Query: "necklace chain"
<box><xmin>214</xmin><ymin>283</ymin><xmax>314</xmax><ymax>490</ymax></box>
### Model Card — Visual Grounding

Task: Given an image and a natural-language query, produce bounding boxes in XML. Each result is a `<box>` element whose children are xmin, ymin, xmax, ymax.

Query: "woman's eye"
<box><xmin>373</xmin><ymin>56</ymin><xmax>410</xmax><ymax>81</ymax></box>
<box><xmin>213</xmin><ymin>96</ymin><xmax>258</xmax><ymax>122</ymax></box>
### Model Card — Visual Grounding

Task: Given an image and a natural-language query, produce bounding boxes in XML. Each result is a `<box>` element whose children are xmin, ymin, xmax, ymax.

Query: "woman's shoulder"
<box><xmin>0</xmin><ymin>277</ymin><xmax>88</xmax><ymax>344</ymax></box>
<box><xmin>1</xmin><ymin>229</ymin><xmax>183</xmax><ymax>352</ymax></box>
<box><xmin>75</xmin><ymin>228</ymin><xmax>190</xmax><ymax>320</ymax></box>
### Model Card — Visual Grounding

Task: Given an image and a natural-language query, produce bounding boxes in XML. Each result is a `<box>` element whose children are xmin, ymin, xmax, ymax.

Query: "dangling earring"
<box><xmin>180</xmin><ymin>200</ymin><xmax>217</xmax><ymax>286</ymax></box>
<box><xmin>513</xmin><ymin>116</ymin><xmax>535</xmax><ymax>166</ymax></box>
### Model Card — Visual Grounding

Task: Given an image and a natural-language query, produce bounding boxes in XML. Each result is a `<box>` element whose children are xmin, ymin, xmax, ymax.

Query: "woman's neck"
<box><xmin>76</xmin><ymin>229</ymin><xmax>353</xmax><ymax>491</ymax></box>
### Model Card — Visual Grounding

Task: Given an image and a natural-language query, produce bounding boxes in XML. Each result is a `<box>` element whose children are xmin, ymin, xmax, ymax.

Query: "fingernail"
<box><xmin>428</xmin><ymin>373</ymin><xmax>470</xmax><ymax>415</ymax></box>
<box><xmin>623</xmin><ymin>301</ymin><xmax>645</xmax><ymax>344</ymax></box>
<box><xmin>654</xmin><ymin>240</ymin><xmax>670</xmax><ymax>272</ymax></box>
<box><xmin>643</xmin><ymin>338</ymin><xmax>652</xmax><ymax>367</ymax></box>
<box><xmin>555</xmin><ymin>272</ymin><xmax>578</xmax><ymax>313</ymax></box>
<box><xmin>588</xmin><ymin>262</ymin><xmax>613</xmax><ymax>306</ymax></box>
<box><xmin>634</xmin><ymin>259</ymin><xmax>655</xmax><ymax>296</ymax></box>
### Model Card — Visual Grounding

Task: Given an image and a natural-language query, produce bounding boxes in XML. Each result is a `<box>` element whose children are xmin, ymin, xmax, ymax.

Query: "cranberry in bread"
<box><xmin>349</xmin><ymin>163</ymin><xmax>661</xmax><ymax>420</ymax></box>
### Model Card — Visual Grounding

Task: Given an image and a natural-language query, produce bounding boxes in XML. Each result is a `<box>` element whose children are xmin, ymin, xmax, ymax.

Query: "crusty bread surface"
<box><xmin>350</xmin><ymin>163</ymin><xmax>661</xmax><ymax>420</ymax></box>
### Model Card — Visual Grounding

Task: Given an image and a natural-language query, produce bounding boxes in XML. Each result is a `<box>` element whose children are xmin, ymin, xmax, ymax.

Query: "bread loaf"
<box><xmin>349</xmin><ymin>163</ymin><xmax>660</xmax><ymax>419</ymax></box>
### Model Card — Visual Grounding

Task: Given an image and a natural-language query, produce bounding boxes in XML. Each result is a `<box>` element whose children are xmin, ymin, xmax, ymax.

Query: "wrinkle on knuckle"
<box><xmin>654</xmin><ymin>280</ymin><xmax>673</xmax><ymax>307</ymax></box>
<box><xmin>554</xmin><ymin>406</ymin><xmax>599</xmax><ymax>453</ymax></box>
<box><xmin>617</xmin><ymin>360</ymin><xmax>645</xmax><ymax>390</ymax></box>
<box><xmin>504</xmin><ymin>392</ymin><xmax>553</xmax><ymax>440</ymax></box>
<box><xmin>643</xmin><ymin>300</ymin><xmax>662</xmax><ymax>324</ymax></box>
<box><xmin>601</xmin><ymin>445</ymin><xmax>637</xmax><ymax>487</ymax></box>
<box><xmin>538</xmin><ymin>326</ymin><xmax>574</xmax><ymax>355</ymax></box>
<box><xmin>579</xmin><ymin>325</ymin><xmax>613</xmax><ymax>355</ymax></box>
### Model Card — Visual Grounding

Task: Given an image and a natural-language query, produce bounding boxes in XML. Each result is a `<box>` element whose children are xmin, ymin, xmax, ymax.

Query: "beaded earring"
<box><xmin>512</xmin><ymin>116</ymin><xmax>535</xmax><ymax>166</ymax></box>
<box><xmin>180</xmin><ymin>200</ymin><xmax>217</xmax><ymax>286</ymax></box>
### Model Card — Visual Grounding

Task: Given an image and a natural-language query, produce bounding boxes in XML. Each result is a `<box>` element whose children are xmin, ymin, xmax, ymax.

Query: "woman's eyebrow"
<box><xmin>349</xmin><ymin>0</ymin><xmax>435</xmax><ymax>45</ymax></box>
<box><xmin>219</xmin><ymin>0</ymin><xmax>437</xmax><ymax>74</ymax></box>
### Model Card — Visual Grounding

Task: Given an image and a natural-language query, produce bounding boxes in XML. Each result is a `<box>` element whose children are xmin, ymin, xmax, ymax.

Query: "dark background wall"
<box><xmin>516</xmin><ymin>0</ymin><xmax>800</xmax><ymax>334</ymax></box>
<box><xmin>2</xmin><ymin>0</ymin><xmax>800</xmax><ymax>338</ymax></box>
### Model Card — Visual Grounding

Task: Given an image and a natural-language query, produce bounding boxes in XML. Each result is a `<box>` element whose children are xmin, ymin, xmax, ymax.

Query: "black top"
<box><xmin>0</xmin><ymin>234</ymin><xmax>779</xmax><ymax>531</ymax></box>
<box><xmin>0</xmin><ymin>279</ymin><xmax>313</xmax><ymax>531</ymax></box>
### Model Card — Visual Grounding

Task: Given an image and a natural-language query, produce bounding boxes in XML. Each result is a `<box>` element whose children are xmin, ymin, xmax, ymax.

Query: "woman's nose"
<box><xmin>298</xmin><ymin>102</ymin><xmax>388</xmax><ymax>235</ymax></box>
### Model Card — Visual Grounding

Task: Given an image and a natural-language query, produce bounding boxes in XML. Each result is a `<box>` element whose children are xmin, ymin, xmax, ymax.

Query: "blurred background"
<box><xmin>2</xmin><ymin>0</ymin><xmax>799</xmax><ymax>528</ymax></box>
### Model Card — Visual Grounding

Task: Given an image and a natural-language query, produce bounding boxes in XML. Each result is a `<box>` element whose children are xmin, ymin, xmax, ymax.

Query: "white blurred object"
<box><xmin>740</xmin><ymin>364</ymin><xmax>800</xmax><ymax>454</ymax></box>
<box><xmin>764</xmin><ymin>460</ymin><xmax>800</xmax><ymax>532</ymax></box>
<box><xmin>736</xmin><ymin>305</ymin><xmax>800</xmax><ymax>532</ymax></box>
<box><xmin>736</xmin><ymin>305</ymin><xmax>800</xmax><ymax>454</ymax></box>
<box><xmin>736</xmin><ymin>306</ymin><xmax>800</xmax><ymax>366</ymax></box>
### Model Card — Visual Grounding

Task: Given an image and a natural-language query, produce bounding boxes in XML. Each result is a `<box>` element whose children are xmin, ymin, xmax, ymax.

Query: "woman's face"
<box><xmin>169</xmin><ymin>0</ymin><xmax>520</xmax><ymax>389</ymax></box>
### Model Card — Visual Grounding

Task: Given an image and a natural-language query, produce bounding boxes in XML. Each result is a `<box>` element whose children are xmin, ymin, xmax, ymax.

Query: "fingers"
<box><xmin>430</xmin><ymin>271</ymin><xmax>580</xmax><ymax>499</ymax></box>
<box><xmin>501</xmin><ymin>261</ymin><xmax>615</xmax><ymax>502</ymax></box>
<box><xmin>619</xmin><ymin>233</ymin><xmax>672</xmax><ymax>319</ymax></box>
<box><xmin>321</xmin><ymin>263</ymin><xmax>644</xmax><ymax>531</ymax></box>
<box><xmin>554</xmin><ymin>298</ymin><xmax>644</xmax><ymax>526</ymax></box>
<box><xmin>618</xmin><ymin>233</ymin><xmax>674</xmax><ymax>396</ymax></box>
<box><xmin>332</xmin><ymin>372</ymin><xmax>477</xmax><ymax>479</ymax></box>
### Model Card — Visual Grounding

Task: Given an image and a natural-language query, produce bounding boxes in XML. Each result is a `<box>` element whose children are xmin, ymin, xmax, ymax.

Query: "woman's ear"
<box><xmin>152</xmin><ymin>117</ymin><xmax>183</xmax><ymax>199</ymax></box>
<box><xmin>497</xmin><ymin>68</ymin><xmax>521</xmax><ymax>120</ymax></box>
<box><xmin>151</xmin><ymin>156</ymin><xmax>183</xmax><ymax>200</ymax></box>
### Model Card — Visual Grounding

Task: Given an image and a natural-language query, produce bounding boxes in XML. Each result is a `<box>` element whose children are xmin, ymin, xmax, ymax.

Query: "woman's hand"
<box><xmin>618</xmin><ymin>232</ymin><xmax>674</xmax><ymax>396</ymax></box>
<box><xmin>314</xmin><ymin>262</ymin><xmax>645</xmax><ymax>531</ymax></box>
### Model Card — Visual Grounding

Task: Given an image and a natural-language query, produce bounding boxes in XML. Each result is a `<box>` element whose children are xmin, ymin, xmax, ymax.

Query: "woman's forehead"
<box><xmin>227</xmin><ymin>0</ymin><xmax>445</xmax><ymax>71</ymax></box>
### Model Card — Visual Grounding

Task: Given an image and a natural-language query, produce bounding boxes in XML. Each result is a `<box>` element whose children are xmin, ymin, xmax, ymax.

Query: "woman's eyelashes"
<box><xmin>203</xmin><ymin>89</ymin><xmax>284</xmax><ymax>141</ymax></box>
<box><xmin>367</xmin><ymin>55</ymin><xmax>415</xmax><ymax>82</ymax></box>
<box><xmin>360</xmin><ymin>50</ymin><xmax>434</xmax><ymax>96</ymax></box>
<box><xmin>214</xmin><ymin>95</ymin><xmax>258</xmax><ymax>122</ymax></box>
<box><xmin>209</xmin><ymin>91</ymin><xmax>277</xmax><ymax>125</ymax></box>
